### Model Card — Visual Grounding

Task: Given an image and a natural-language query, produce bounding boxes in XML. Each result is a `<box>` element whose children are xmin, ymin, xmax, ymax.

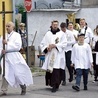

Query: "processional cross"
<box><xmin>0</xmin><ymin>1</ymin><xmax>13</xmax><ymax>76</ymax></box>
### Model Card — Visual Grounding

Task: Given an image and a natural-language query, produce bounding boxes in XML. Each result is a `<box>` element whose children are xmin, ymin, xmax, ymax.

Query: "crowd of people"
<box><xmin>40</xmin><ymin>18</ymin><xmax>98</xmax><ymax>93</ymax></box>
<box><xmin>0</xmin><ymin>18</ymin><xmax>98</xmax><ymax>96</ymax></box>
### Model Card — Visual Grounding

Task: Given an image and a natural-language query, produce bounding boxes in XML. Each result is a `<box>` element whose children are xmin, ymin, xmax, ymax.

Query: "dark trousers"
<box><xmin>76</xmin><ymin>69</ymin><xmax>89</xmax><ymax>87</ymax></box>
<box><xmin>61</xmin><ymin>69</ymin><xmax>66</xmax><ymax>82</ymax></box>
<box><xmin>45</xmin><ymin>69</ymin><xmax>62</xmax><ymax>88</ymax></box>
<box><xmin>65</xmin><ymin>51</ymin><xmax>73</xmax><ymax>80</ymax></box>
<box><xmin>93</xmin><ymin>53</ymin><xmax>98</xmax><ymax>80</ymax></box>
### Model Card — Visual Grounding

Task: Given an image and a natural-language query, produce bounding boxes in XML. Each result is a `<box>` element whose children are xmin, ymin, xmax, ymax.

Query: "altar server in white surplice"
<box><xmin>0</xmin><ymin>22</ymin><xmax>33</xmax><ymax>96</ymax></box>
<box><xmin>40</xmin><ymin>21</ymin><xmax>67</xmax><ymax>93</ymax></box>
<box><xmin>71</xmin><ymin>33</ymin><xmax>93</xmax><ymax>91</ymax></box>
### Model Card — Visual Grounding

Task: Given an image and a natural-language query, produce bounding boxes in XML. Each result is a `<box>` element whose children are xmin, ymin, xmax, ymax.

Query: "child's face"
<box><xmin>80</xmin><ymin>20</ymin><xmax>85</xmax><ymax>27</ymax></box>
<box><xmin>78</xmin><ymin>36</ymin><xmax>85</xmax><ymax>43</ymax></box>
<box><xmin>61</xmin><ymin>27</ymin><xmax>66</xmax><ymax>32</ymax></box>
<box><xmin>68</xmin><ymin>23</ymin><xmax>73</xmax><ymax>30</ymax></box>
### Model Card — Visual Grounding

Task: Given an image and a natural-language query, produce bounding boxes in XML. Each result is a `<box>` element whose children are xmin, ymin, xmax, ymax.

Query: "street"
<box><xmin>0</xmin><ymin>73</ymin><xmax>98</xmax><ymax>98</ymax></box>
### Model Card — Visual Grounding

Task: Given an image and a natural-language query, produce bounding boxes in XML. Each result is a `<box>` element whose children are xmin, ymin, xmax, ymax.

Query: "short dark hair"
<box><xmin>60</xmin><ymin>22</ymin><xmax>67</xmax><ymax>28</ymax></box>
<box><xmin>52</xmin><ymin>20</ymin><xmax>59</xmax><ymax>24</ymax></box>
<box><xmin>78</xmin><ymin>33</ymin><xmax>85</xmax><ymax>37</ymax></box>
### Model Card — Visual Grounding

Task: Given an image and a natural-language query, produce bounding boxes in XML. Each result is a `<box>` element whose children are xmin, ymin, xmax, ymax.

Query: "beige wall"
<box><xmin>0</xmin><ymin>0</ymin><xmax>13</xmax><ymax>36</ymax></box>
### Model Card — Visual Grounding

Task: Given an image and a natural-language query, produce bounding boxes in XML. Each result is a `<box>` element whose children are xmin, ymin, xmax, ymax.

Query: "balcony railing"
<box><xmin>34</xmin><ymin>0</ymin><xmax>82</xmax><ymax>9</ymax></box>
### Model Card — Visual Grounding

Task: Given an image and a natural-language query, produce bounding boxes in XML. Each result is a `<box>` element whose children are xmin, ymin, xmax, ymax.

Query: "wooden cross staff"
<box><xmin>0</xmin><ymin>2</ymin><xmax>13</xmax><ymax>77</ymax></box>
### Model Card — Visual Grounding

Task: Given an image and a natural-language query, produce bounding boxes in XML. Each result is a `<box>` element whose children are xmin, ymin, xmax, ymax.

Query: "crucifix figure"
<box><xmin>0</xmin><ymin>1</ymin><xmax>13</xmax><ymax>77</ymax></box>
<box><xmin>66</xmin><ymin>13</ymin><xmax>76</xmax><ymax>26</ymax></box>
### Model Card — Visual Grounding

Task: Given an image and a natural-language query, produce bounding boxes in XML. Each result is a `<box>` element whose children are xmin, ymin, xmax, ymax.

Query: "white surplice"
<box><xmin>64</xmin><ymin>29</ymin><xmax>76</xmax><ymax>52</ymax></box>
<box><xmin>0</xmin><ymin>31</ymin><xmax>33</xmax><ymax>87</ymax></box>
<box><xmin>40</xmin><ymin>30</ymin><xmax>67</xmax><ymax>72</ymax></box>
<box><xmin>80</xmin><ymin>26</ymin><xmax>93</xmax><ymax>44</ymax></box>
<box><xmin>71</xmin><ymin>43</ymin><xmax>93</xmax><ymax>69</ymax></box>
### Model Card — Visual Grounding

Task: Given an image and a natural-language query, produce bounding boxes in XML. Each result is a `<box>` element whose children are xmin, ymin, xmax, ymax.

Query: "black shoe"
<box><xmin>72</xmin><ymin>85</ymin><xmax>80</xmax><ymax>91</ymax></box>
<box><xmin>62</xmin><ymin>81</ymin><xmax>66</xmax><ymax>86</ymax></box>
<box><xmin>0</xmin><ymin>92</ymin><xmax>7</xmax><ymax>96</ymax></box>
<box><xmin>84</xmin><ymin>86</ymin><xmax>88</xmax><ymax>90</ymax></box>
<box><xmin>56</xmin><ymin>85</ymin><xmax>59</xmax><ymax>90</ymax></box>
<box><xmin>51</xmin><ymin>87</ymin><xmax>56</xmax><ymax>93</ymax></box>
<box><xmin>20</xmin><ymin>84</ymin><xmax>26</xmax><ymax>95</ymax></box>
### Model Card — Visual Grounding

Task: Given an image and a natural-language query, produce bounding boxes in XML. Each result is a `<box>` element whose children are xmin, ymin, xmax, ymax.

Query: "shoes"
<box><xmin>62</xmin><ymin>81</ymin><xmax>66</xmax><ymax>86</ymax></box>
<box><xmin>84</xmin><ymin>86</ymin><xmax>88</xmax><ymax>90</ymax></box>
<box><xmin>72</xmin><ymin>85</ymin><xmax>80</xmax><ymax>91</ymax></box>
<box><xmin>51</xmin><ymin>85</ymin><xmax>60</xmax><ymax>92</ymax></box>
<box><xmin>51</xmin><ymin>87</ymin><xmax>56</xmax><ymax>93</ymax></box>
<box><xmin>0</xmin><ymin>92</ymin><xmax>7</xmax><ymax>96</ymax></box>
<box><xmin>20</xmin><ymin>84</ymin><xmax>26</xmax><ymax>95</ymax></box>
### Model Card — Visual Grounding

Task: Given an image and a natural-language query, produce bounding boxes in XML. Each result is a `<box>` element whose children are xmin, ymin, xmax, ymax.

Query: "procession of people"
<box><xmin>40</xmin><ymin>18</ymin><xmax>98</xmax><ymax>93</ymax></box>
<box><xmin>0</xmin><ymin>18</ymin><xmax>98</xmax><ymax>97</ymax></box>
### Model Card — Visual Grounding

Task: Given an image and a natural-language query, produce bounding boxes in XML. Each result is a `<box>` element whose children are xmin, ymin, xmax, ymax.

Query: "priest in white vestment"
<box><xmin>71</xmin><ymin>33</ymin><xmax>93</xmax><ymax>91</ymax></box>
<box><xmin>40</xmin><ymin>21</ymin><xmax>67</xmax><ymax>92</ymax></box>
<box><xmin>0</xmin><ymin>22</ymin><xmax>33</xmax><ymax>96</ymax></box>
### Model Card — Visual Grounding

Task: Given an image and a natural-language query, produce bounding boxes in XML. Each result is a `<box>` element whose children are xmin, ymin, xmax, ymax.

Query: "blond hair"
<box><xmin>79</xmin><ymin>18</ymin><xmax>85</xmax><ymax>22</ymax></box>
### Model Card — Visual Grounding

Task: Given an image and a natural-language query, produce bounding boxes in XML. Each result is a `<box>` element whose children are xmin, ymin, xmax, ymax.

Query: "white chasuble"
<box><xmin>40</xmin><ymin>31</ymin><xmax>67</xmax><ymax>71</ymax></box>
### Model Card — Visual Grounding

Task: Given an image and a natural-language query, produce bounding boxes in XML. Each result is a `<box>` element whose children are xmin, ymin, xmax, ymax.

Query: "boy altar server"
<box><xmin>71</xmin><ymin>33</ymin><xmax>93</xmax><ymax>91</ymax></box>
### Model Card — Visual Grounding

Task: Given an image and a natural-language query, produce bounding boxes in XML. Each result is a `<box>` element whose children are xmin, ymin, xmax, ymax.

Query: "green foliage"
<box><xmin>15</xmin><ymin>19</ymin><xmax>18</xmax><ymax>32</ymax></box>
<box><xmin>16</xmin><ymin>4</ymin><xmax>25</xmax><ymax>14</ymax></box>
<box><xmin>22</xmin><ymin>12</ymin><xmax>27</xmax><ymax>25</ymax></box>
<box><xmin>15</xmin><ymin>4</ymin><xmax>26</xmax><ymax>29</ymax></box>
